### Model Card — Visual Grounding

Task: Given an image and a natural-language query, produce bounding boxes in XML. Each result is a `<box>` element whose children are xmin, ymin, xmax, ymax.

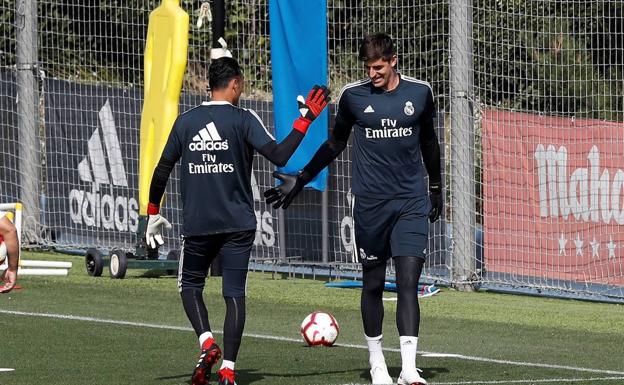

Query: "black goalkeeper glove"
<box><xmin>428</xmin><ymin>181</ymin><xmax>443</xmax><ymax>223</ymax></box>
<box><xmin>263</xmin><ymin>171</ymin><xmax>308</xmax><ymax>209</ymax></box>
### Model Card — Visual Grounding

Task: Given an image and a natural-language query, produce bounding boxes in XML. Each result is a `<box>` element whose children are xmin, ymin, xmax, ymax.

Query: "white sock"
<box><xmin>220</xmin><ymin>359</ymin><xmax>235</xmax><ymax>370</ymax></box>
<box><xmin>365</xmin><ymin>334</ymin><xmax>386</xmax><ymax>367</ymax></box>
<box><xmin>400</xmin><ymin>336</ymin><xmax>419</xmax><ymax>374</ymax></box>
<box><xmin>199</xmin><ymin>331</ymin><xmax>214</xmax><ymax>349</ymax></box>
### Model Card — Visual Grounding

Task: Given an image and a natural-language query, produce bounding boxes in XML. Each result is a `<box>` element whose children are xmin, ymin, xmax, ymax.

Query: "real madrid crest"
<box><xmin>404</xmin><ymin>101</ymin><xmax>414</xmax><ymax>116</ymax></box>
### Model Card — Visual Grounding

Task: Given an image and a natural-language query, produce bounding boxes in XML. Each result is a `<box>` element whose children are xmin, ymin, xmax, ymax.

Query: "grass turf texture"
<box><xmin>0</xmin><ymin>251</ymin><xmax>622</xmax><ymax>385</ymax></box>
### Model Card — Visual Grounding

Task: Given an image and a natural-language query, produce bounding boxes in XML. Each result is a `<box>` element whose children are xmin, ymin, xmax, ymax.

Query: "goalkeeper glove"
<box><xmin>263</xmin><ymin>171</ymin><xmax>308</xmax><ymax>209</ymax></box>
<box><xmin>293</xmin><ymin>85</ymin><xmax>330</xmax><ymax>134</ymax></box>
<box><xmin>145</xmin><ymin>203</ymin><xmax>172</xmax><ymax>249</ymax></box>
<box><xmin>428</xmin><ymin>181</ymin><xmax>443</xmax><ymax>223</ymax></box>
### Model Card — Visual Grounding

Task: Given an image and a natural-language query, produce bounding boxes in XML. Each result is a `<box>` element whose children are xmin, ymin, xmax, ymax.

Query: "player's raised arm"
<box><xmin>254</xmin><ymin>85</ymin><xmax>330</xmax><ymax>166</ymax></box>
<box><xmin>264</xmin><ymin>95</ymin><xmax>355</xmax><ymax>209</ymax></box>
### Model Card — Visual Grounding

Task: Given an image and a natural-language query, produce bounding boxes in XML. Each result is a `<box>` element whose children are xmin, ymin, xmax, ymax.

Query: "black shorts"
<box><xmin>353</xmin><ymin>195</ymin><xmax>430</xmax><ymax>268</ymax></box>
<box><xmin>178</xmin><ymin>230</ymin><xmax>255</xmax><ymax>297</ymax></box>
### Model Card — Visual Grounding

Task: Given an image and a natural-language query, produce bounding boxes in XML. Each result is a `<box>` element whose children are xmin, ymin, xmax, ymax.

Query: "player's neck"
<box><xmin>383</xmin><ymin>71</ymin><xmax>400</xmax><ymax>92</ymax></box>
<box><xmin>210</xmin><ymin>90</ymin><xmax>235</xmax><ymax>105</ymax></box>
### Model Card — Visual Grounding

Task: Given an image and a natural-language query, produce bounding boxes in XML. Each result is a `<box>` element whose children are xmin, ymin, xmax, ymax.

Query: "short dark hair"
<box><xmin>358</xmin><ymin>33</ymin><xmax>395</xmax><ymax>62</ymax></box>
<box><xmin>209</xmin><ymin>57</ymin><xmax>242</xmax><ymax>90</ymax></box>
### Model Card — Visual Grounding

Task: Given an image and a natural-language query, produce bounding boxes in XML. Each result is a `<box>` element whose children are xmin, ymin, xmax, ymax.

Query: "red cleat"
<box><xmin>217</xmin><ymin>367</ymin><xmax>236</xmax><ymax>385</ymax></box>
<box><xmin>191</xmin><ymin>338</ymin><xmax>222</xmax><ymax>385</ymax></box>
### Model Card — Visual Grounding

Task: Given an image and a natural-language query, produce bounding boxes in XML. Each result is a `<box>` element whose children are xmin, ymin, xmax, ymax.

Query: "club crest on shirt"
<box><xmin>359</xmin><ymin>248</ymin><xmax>377</xmax><ymax>261</ymax></box>
<box><xmin>404</xmin><ymin>101</ymin><xmax>414</xmax><ymax>116</ymax></box>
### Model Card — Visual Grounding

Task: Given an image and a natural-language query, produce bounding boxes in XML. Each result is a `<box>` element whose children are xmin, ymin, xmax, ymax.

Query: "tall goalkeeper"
<box><xmin>264</xmin><ymin>33</ymin><xmax>442</xmax><ymax>385</ymax></box>
<box><xmin>145</xmin><ymin>57</ymin><xmax>329</xmax><ymax>385</ymax></box>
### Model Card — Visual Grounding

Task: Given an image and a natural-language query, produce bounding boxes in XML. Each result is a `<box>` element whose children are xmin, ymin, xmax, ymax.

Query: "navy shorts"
<box><xmin>353</xmin><ymin>195</ymin><xmax>430</xmax><ymax>268</ymax></box>
<box><xmin>178</xmin><ymin>230</ymin><xmax>255</xmax><ymax>297</ymax></box>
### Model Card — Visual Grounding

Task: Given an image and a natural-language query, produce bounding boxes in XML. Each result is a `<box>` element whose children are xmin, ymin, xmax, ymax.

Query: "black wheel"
<box><xmin>166</xmin><ymin>249</ymin><xmax>180</xmax><ymax>275</ymax></box>
<box><xmin>85</xmin><ymin>248</ymin><xmax>104</xmax><ymax>277</ymax></box>
<box><xmin>109</xmin><ymin>249</ymin><xmax>128</xmax><ymax>279</ymax></box>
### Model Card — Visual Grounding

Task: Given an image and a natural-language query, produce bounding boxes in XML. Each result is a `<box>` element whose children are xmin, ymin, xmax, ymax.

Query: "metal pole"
<box><xmin>322</xmin><ymin>188</ymin><xmax>328</xmax><ymax>264</ymax></box>
<box><xmin>450</xmin><ymin>0</ymin><xmax>476</xmax><ymax>291</ymax></box>
<box><xmin>211</xmin><ymin>0</ymin><xmax>225</xmax><ymax>49</ymax></box>
<box><xmin>16</xmin><ymin>0</ymin><xmax>40</xmax><ymax>244</ymax></box>
<box><xmin>278</xmin><ymin>208</ymin><xmax>286</xmax><ymax>262</ymax></box>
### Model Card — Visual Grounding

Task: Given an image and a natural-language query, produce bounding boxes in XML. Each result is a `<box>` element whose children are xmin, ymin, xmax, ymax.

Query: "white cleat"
<box><xmin>370</xmin><ymin>363</ymin><xmax>393</xmax><ymax>385</ymax></box>
<box><xmin>397</xmin><ymin>369</ymin><xmax>427</xmax><ymax>385</ymax></box>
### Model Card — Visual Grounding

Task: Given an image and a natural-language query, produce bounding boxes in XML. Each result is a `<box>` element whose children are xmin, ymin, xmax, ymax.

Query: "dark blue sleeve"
<box><xmin>161</xmin><ymin>117</ymin><xmax>183</xmax><ymax>162</ymax></box>
<box><xmin>421</xmin><ymin>87</ymin><xmax>435</xmax><ymax>124</ymax></box>
<box><xmin>149</xmin><ymin>118</ymin><xmax>182</xmax><ymax>208</ymax></box>
<box><xmin>243</xmin><ymin>109</ymin><xmax>274</xmax><ymax>150</ymax></box>
<box><xmin>419</xmin><ymin>86</ymin><xmax>441</xmax><ymax>186</ymax></box>
<box><xmin>334</xmin><ymin>89</ymin><xmax>356</xmax><ymax>144</ymax></box>
<box><xmin>299</xmin><ymin>90</ymin><xmax>353</xmax><ymax>182</ymax></box>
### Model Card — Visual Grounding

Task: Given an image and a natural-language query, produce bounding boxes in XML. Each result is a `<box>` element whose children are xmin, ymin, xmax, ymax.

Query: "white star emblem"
<box><xmin>607</xmin><ymin>237</ymin><xmax>617</xmax><ymax>260</ymax></box>
<box><xmin>590</xmin><ymin>237</ymin><xmax>600</xmax><ymax>258</ymax></box>
<box><xmin>558</xmin><ymin>234</ymin><xmax>567</xmax><ymax>255</ymax></box>
<box><xmin>574</xmin><ymin>234</ymin><xmax>583</xmax><ymax>257</ymax></box>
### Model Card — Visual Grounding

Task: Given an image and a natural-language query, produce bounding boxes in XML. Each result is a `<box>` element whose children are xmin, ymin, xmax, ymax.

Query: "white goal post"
<box><xmin>0</xmin><ymin>203</ymin><xmax>71</xmax><ymax>276</ymax></box>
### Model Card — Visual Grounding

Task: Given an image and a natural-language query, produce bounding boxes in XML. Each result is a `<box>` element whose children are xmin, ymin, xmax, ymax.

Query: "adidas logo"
<box><xmin>250</xmin><ymin>173</ymin><xmax>276</xmax><ymax>248</ymax></box>
<box><xmin>189</xmin><ymin>122</ymin><xmax>229</xmax><ymax>151</ymax></box>
<box><xmin>364</xmin><ymin>105</ymin><xmax>375</xmax><ymax>113</ymax></box>
<box><xmin>77</xmin><ymin>100</ymin><xmax>128</xmax><ymax>188</ymax></box>
<box><xmin>69</xmin><ymin>99</ymin><xmax>139</xmax><ymax>232</ymax></box>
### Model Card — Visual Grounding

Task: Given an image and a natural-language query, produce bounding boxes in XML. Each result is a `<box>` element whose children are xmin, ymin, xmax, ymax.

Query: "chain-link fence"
<box><xmin>1</xmin><ymin>0</ymin><xmax>623</xmax><ymax>301</ymax></box>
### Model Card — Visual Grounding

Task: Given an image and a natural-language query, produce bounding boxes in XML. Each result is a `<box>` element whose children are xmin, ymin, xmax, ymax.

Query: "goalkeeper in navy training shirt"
<box><xmin>146</xmin><ymin>57</ymin><xmax>329</xmax><ymax>385</ymax></box>
<box><xmin>264</xmin><ymin>33</ymin><xmax>442</xmax><ymax>385</ymax></box>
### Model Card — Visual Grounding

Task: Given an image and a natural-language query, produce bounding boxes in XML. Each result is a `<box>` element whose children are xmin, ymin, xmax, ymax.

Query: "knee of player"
<box><xmin>362</xmin><ymin>280</ymin><xmax>385</xmax><ymax>294</ymax></box>
<box><xmin>222</xmin><ymin>288</ymin><xmax>247</xmax><ymax>298</ymax></box>
<box><xmin>397</xmin><ymin>274</ymin><xmax>420</xmax><ymax>289</ymax></box>
<box><xmin>0</xmin><ymin>219</ymin><xmax>15</xmax><ymax>235</ymax></box>
<box><xmin>179</xmin><ymin>284</ymin><xmax>205</xmax><ymax>295</ymax></box>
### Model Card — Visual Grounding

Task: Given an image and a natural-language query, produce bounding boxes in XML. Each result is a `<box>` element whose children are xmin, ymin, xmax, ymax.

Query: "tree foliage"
<box><xmin>0</xmin><ymin>0</ymin><xmax>622</xmax><ymax>120</ymax></box>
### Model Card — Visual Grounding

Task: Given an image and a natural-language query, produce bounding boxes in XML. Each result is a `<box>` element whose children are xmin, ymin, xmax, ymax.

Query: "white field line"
<box><xmin>428</xmin><ymin>377</ymin><xmax>624</xmax><ymax>384</ymax></box>
<box><xmin>2</xmin><ymin>309</ymin><xmax>624</xmax><ymax>378</ymax></box>
<box><xmin>336</xmin><ymin>378</ymin><xmax>624</xmax><ymax>385</ymax></box>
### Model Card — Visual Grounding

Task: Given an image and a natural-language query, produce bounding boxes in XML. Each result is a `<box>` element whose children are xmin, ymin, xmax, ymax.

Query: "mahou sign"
<box><xmin>483</xmin><ymin>109</ymin><xmax>624</xmax><ymax>286</ymax></box>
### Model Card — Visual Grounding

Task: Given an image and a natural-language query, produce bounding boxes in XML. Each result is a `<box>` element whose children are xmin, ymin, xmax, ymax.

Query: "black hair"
<box><xmin>208</xmin><ymin>57</ymin><xmax>242</xmax><ymax>91</ymax></box>
<box><xmin>358</xmin><ymin>33</ymin><xmax>396</xmax><ymax>62</ymax></box>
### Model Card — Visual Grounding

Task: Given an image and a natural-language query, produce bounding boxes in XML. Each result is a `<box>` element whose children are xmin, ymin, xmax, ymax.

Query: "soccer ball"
<box><xmin>300</xmin><ymin>311</ymin><xmax>340</xmax><ymax>347</ymax></box>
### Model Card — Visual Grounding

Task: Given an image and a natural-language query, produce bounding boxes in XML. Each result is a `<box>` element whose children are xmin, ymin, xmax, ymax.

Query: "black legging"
<box><xmin>223</xmin><ymin>296</ymin><xmax>246</xmax><ymax>361</ymax></box>
<box><xmin>361</xmin><ymin>257</ymin><xmax>424</xmax><ymax>337</ymax></box>
<box><xmin>181</xmin><ymin>288</ymin><xmax>211</xmax><ymax>337</ymax></box>
<box><xmin>180</xmin><ymin>291</ymin><xmax>246</xmax><ymax>362</ymax></box>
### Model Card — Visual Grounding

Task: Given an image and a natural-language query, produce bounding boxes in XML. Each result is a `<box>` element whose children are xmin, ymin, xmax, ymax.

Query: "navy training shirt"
<box><xmin>161</xmin><ymin>101</ymin><xmax>274</xmax><ymax>236</ymax></box>
<box><xmin>335</xmin><ymin>75</ymin><xmax>435</xmax><ymax>199</ymax></box>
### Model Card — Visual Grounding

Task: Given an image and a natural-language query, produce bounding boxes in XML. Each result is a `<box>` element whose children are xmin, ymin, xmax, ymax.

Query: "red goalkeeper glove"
<box><xmin>293</xmin><ymin>85</ymin><xmax>330</xmax><ymax>134</ymax></box>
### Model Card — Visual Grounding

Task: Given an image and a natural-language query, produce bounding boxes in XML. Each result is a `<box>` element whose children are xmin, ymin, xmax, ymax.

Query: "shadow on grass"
<box><xmin>154</xmin><ymin>368</ymin><xmax>267</xmax><ymax>384</ymax></box>
<box><xmin>156</xmin><ymin>366</ymin><xmax>378</xmax><ymax>384</ymax></box>
<box><xmin>139</xmin><ymin>270</ymin><xmax>176</xmax><ymax>279</ymax></box>
<box><xmin>358</xmin><ymin>366</ymin><xmax>450</xmax><ymax>383</ymax></box>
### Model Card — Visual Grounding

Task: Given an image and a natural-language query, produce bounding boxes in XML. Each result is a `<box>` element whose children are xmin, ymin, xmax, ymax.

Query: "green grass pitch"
<box><xmin>1</xmin><ymin>251</ymin><xmax>623</xmax><ymax>385</ymax></box>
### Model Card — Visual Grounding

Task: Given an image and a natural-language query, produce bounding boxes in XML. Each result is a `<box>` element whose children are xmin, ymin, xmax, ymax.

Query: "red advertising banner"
<box><xmin>483</xmin><ymin>109</ymin><xmax>624</xmax><ymax>286</ymax></box>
